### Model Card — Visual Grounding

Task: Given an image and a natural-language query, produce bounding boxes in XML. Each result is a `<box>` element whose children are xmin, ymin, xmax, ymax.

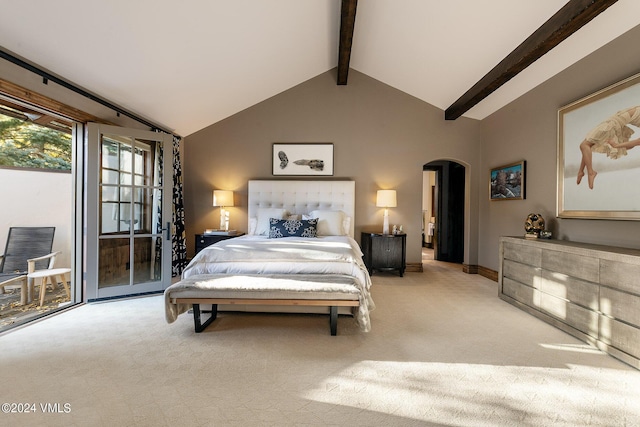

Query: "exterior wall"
<box><xmin>479</xmin><ymin>24</ymin><xmax>640</xmax><ymax>272</ymax></box>
<box><xmin>0</xmin><ymin>168</ymin><xmax>72</xmax><ymax>268</ymax></box>
<box><xmin>183</xmin><ymin>69</ymin><xmax>482</xmax><ymax>264</ymax></box>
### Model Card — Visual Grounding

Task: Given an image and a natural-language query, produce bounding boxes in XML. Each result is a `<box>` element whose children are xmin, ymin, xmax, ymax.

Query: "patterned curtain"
<box><xmin>171</xmin><ymin>135</ymin><xmax>187</xmax><ymax>276</ymax></box>
<box><xmin>154</xmin><ymin>140</ymin><xmax>163</xmax><ymax>279</ymax></box>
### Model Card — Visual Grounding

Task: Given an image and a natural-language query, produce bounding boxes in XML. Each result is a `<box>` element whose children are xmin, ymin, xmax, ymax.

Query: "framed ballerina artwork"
<box><xmin>558</xmin><ymin>72</ymin><xmax>640</xmax><ymax>220</ymax></box>
<box><xmin>272</xmin><ymin>143</ymin><xmax>334</xmax><ymax>176</ymax></box>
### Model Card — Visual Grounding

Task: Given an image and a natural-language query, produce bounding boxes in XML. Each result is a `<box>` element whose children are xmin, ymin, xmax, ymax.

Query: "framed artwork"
<box><xmin>558</xmin><ymin>72</ymin><xmax>640</xmax><ymax>220</ymax></box>
<box><xmin>490</xmin><ymin>160</ymin><xmax>525</xmax><ymax>201</ymax></box>
<box><xmin>272</xmin><ymin>143</ymin><xmax>334</xmax><ymax>176</ymax></box>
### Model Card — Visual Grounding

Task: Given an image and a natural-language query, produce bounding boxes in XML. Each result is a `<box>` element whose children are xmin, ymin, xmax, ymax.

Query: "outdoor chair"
<box><xmin>0</xmin><ymin>227</ymin><xmax>57</xmax><ymax>305</ymax></box>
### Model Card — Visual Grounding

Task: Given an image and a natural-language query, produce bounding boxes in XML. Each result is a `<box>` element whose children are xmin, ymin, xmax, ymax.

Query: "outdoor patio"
<box><xmin>0</xmin><ymin>283</ymin><xmax>71</xmax><ymax>329</ymax></box>
<box><xmin>0</xmin><ymin>166</ymin><xmax>73</xmax><ymax>333</ymax></box>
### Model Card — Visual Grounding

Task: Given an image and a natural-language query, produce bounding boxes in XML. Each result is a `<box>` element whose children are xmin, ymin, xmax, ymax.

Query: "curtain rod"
<box><xmin>0</xmin><ymin>49</ymin><xmax>171</xmax><ymax>134</ymax></box>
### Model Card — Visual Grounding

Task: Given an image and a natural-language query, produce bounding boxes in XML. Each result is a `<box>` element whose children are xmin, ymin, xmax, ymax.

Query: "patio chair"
<box><xmin>0</xmin><ymin>227</ymin><xmax>57</xmax><ymax>305</ymax></box>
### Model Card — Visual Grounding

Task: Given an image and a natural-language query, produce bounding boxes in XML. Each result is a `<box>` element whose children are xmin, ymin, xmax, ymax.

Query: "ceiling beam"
<box><xmin>337</xmin><ymin>0</ymin><xmax>358</xmax><ymax>85</ymax></box>
<box><xmin>445</xmin><ymin>0</ymin><xmax>618</xmax><ymax>120</ymax></box>
<box><xmin>0</xmin><ymin>78</ymin><xmax>101</xmax><ymax>123</ymax></box>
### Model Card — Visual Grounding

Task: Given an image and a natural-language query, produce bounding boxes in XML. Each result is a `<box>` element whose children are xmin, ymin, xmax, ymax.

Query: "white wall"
<box><xmin>422</xmin><ymin>170</ymin><xmax>436</xmax><ymax>242</ymax></box>
<box><xmin>0</xmin><ymin>168</ymin><xmax>72</xmax><ymax>268</ymax></box>
<box><xmin>422</xmin><ymin>170</ymin><xmax>436</xmax><ymax>218</ymax></box>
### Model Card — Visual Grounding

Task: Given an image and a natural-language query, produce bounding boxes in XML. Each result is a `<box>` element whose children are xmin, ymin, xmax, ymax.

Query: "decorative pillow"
<box><xmin>309</xmin><ymin>210</ymin><xmax>346</xmax><ymax>236</ymax></box>
<box><xmin>269</xmin><ymin>218</ymin><xmax>318</xmax><ymax>238</ymax></box>
<box><xmin>255</xmin><ymin>208</ymin><xmax>288</xmax><ymax>235</ymax></box>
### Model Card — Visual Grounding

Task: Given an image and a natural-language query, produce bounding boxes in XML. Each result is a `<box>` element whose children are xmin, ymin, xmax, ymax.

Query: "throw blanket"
<box><xmin>169</xmin><ymin>235</ymin><xmax>375</xmax><ymax>331</ymax></box>
<box><xmin>183</xmin><ymin>235</ymin><xmax>369</xmax><ymax>277</ymax></box>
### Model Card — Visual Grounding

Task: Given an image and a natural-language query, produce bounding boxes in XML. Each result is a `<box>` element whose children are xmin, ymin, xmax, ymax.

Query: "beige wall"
<box><xmin>479</xmin><ymin>24</ymin><xmax>640</xmax><ymax>271</ymax></box>
<box><xmin>183</xmin><ymin>70</ymin><xmax>482</xmax><ymax>264</ymax></box>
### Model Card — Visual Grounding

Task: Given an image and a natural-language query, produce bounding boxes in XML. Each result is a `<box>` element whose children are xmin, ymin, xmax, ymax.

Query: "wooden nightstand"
<box><xmin>194</xmin><ymin>233</ymin><xmax>244</xmax><ymax>255</ymax></box>
<box><xmin>360</xmin><ymin>231</ymin><xmax>406</xmax><ymax>277</ymax></box>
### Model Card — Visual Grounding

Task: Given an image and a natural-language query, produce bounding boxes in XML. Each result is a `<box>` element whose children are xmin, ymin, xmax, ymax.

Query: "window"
<box><xmin>100</xmin><ymin>135</ymin><xmax>155</xmax><ymax>234</ymax></box>
<box><xmin>0</xmin><ymin>101</ymin><xmax>72</xmax><ymax>171</ymax></box>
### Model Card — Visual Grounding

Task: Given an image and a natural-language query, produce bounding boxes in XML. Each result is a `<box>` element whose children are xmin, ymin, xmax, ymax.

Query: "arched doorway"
<box><xmin>424</xmin><ymin>160</ymin><xmax>465</xmax><ymax>263</ymax></box>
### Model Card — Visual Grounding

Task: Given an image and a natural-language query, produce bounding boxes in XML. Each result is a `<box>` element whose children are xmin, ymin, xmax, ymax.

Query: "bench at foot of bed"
<box><xmin>175</xmin><ymin>298</ymin><xmax>359</xmax><ymax>335</ymax></box>
<box><xmin>165</xmin><ymin>274</ymin><xmax>364</xmax><ymax>335</ymax></box>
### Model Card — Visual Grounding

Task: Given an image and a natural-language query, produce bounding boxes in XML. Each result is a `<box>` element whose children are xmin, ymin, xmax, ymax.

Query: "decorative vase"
<box><xmin>524</xmin><ymin>213</ymin><xmax>545</xmax><ymax>237</ymax></box>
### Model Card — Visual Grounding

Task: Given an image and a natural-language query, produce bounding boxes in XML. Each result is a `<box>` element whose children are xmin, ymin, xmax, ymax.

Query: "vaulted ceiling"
<box><xmin>1</xmin><ymin>1</ymin><xmax>639</xmax><ymax>136</ymax></box>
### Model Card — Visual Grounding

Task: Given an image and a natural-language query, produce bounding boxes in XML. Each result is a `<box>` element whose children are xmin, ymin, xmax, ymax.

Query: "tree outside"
<box><xmin>0</xmin><ymin>113</ymin><xmax>71</xmax><ymax>170</ymax></box>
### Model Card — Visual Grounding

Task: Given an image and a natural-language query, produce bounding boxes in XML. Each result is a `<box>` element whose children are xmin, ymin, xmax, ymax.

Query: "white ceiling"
<box><xmin>1</xmin><ymin>0</ymin><xmax>639</xmax><ymax>136</ymax></box>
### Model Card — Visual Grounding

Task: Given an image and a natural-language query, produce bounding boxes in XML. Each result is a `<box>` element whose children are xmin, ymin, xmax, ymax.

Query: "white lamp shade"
<box><xmin>213</xmin><ymin>190</ymin><xmax>234</xmax><ymax>207</ymax></box>
<box><xmin>376</xmin><ymin>190</ymin><xmax>397</xmax><ymax>208</ymax></box>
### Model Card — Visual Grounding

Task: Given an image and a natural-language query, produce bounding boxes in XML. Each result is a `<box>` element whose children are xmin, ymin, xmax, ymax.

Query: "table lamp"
<box><xmin>213</xmin><ymin>190</ymin><xmax>234</xmax><ymax>231</ymax></box>
<box><xmin>376</xmin><ymin>190</ymin><xmax>397</xmax><ymax>234</ymax></box>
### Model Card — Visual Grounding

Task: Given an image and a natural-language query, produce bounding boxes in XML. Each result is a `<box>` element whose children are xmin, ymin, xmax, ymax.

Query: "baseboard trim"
<box><xmin>406</xmin><ymin>263</ymin><xmax>423</xmax><ymax>273</ymax></box>
<box><xmin>419</xmin><ymin>261</ymin><xmax>497</xmax><ymax>280</ymax></box>
<box><xmin>461</xmin><ymin>264</ymin><xmax>498</xmax><ymax>281</ymax></box>
<box><xmin>462</xmin><ymin>264</ymin><xmax>478</xmax><ymax>274</ymax></box>
<box><xmin>478</xmin><ymin>266</ymin><xmax>498</xmax><ymax>282</ymax></box>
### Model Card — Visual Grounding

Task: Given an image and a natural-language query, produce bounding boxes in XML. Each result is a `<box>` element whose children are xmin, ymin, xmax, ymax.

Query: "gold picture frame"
<box><xmin>558</xmin><ymin>72</ymin><xmax>640</xmax><ymax>220</ymax></box>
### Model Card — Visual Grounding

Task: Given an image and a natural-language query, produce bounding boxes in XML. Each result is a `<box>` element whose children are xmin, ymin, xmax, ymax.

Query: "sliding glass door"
<box><xmin>85</xmin><ymin>123</ymin><xmax>172</xmax><ymax>300</ymax></box>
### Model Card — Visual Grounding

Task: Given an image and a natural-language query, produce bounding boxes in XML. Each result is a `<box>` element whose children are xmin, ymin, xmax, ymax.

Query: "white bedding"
<box><xmin>177</xmin><ymin>235</ymin><xmax>375</xmax><ymax>331</ymax></box>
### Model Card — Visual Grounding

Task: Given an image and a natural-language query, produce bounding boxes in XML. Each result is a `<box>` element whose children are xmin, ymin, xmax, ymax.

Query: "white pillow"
<box><xmin>248</xmin><ymin>217</ymin><xmax>258</xmax><ymax>235</ymax></box>
<box><xmin>309</xmin><ymin>210</ymin><xmax>346</xmax><ymax>236</ymax></box>
<box><xmin>342</xmin><ymin>216</ymin><xmax>352</xmax><ymax>236</ymax></box>
<box><xmin>255</xmin><ymin>208</ymin><xmax>288</xmax><ymax>235</ymax></box>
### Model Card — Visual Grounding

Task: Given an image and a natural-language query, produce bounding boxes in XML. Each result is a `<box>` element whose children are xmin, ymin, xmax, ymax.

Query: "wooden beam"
<box><xmin>0</xmin><ymin>78</ymin><xmax>103</xmax><ymax>124</ymax></box>
<box><xmin>32</xmin><ymin>114</ymin><xmax>56</xmax><ymax>126</ymax></box>
<box><xmin>0</xmin><ymin>94</ymin><xmax>73</xmax><ymax>133</ymax></box>
<box><xmin>445</xmin><ymin>0</ymin><xmax>618</xmax><ymax>120</ymax></box>
<box><xmin>337</xmin><ymin>0</ymin><xmax>358</xmax><ymax>85</ymax></box>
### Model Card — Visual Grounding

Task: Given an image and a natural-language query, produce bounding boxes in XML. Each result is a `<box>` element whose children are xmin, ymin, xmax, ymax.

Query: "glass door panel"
<box><xmin>86</xmin><ymin>123</ymin><xmax>172</xmax><ymax>300</ymax></box>
<box><xmin>133</xmin><ymin>236</ymin><xmax>162</xmax><ymax>285</ymax></box>
<box><xmin>98</xmin><ymin>237</ymin><xmax>130</xmax><ymax>288</ymax></box>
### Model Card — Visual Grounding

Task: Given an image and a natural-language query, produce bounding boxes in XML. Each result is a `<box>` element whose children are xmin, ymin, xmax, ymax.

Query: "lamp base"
<box><xmin>219</xmin><ymin>208</ymin><xmax>229</xmax><ymax>231</ymax></box>
<box><xmin>382</xmin><ymin>209</ymin><xmax>389</xmax><ymax>234</ymax></box>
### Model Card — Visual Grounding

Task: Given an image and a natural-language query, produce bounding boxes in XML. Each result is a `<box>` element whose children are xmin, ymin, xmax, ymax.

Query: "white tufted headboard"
<box><xmin>248</xmin><ymin>180</ymin><xmax>355</xmax><ymax>237</ymax></box>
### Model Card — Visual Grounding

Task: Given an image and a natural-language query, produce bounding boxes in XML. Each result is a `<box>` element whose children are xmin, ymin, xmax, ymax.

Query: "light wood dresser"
<box><xmin>499</xmin><ymin>236</ymin><xmax>640</xmax><ymax>369</ymax></box>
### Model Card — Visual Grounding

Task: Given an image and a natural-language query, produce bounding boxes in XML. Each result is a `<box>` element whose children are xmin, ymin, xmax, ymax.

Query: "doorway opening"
<box><xmin>0</xmin><ymin>96</ymin><xmax>78</xmax><ymax>332</ymax></box>
<box><xmin>85</xmin><ymin>123</ymin><xmax>173</xmax><ymax>302</ymax></box>
<box><xmin>423</xmin><ymin>160</ymin><xmax>466</xmax><ymax>264</ymax></box>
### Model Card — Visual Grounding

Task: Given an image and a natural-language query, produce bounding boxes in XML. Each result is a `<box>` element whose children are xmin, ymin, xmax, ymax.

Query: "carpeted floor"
<box><xmin>1</xmin><ymin>259</ymin><xmax>639</xmax><ymax>426</ymax></box>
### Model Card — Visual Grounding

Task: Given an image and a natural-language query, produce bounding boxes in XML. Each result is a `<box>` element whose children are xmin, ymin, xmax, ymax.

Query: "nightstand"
<box><xmin>194</xmin><ymin>233</ymin><xmax>244</xmax><ymax>255</ymax></box>
<box><xmin>360</xmin><ymin>231</ymin><xmax>406</xmax><ymax>277</ymax></box>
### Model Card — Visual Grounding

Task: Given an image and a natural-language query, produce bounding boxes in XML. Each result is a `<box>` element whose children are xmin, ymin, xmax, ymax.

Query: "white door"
<box><xmin>85</xmin><ymin>123</ymin><xmax>173</xmax><ymax>300</ymax></box>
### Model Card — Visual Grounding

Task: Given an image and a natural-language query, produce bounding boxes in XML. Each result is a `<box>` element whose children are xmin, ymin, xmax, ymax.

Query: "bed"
<box><xmin>165</xmin><ymin>180</ymin><xmax>375</xmax><ymax>335</ymax></box>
